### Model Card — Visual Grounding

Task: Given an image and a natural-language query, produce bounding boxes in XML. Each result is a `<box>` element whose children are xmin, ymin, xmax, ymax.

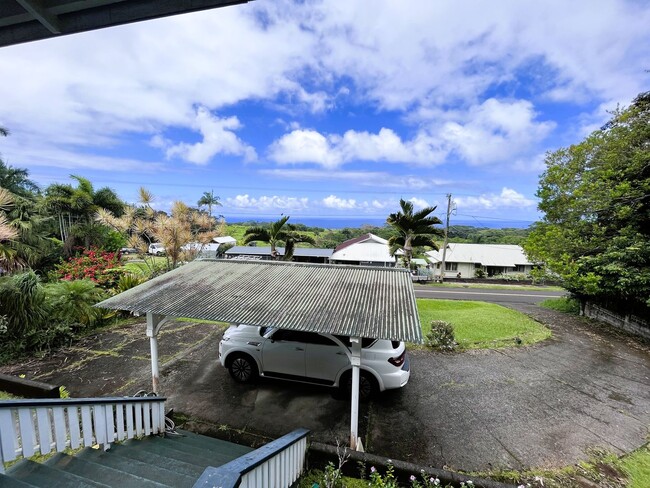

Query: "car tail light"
<box><xmin>388</xmin><ymin>350</ymin><xmax>406</xmax><ymax>367</ymax></box>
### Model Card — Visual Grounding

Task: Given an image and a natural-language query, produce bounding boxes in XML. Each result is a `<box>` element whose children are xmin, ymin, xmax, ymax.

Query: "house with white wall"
<box><xmin>329</xmin><ymin>233</ymin><xmax>397</xmax><ymax>267</ymax></box>
<box><xmin>426</xmin><ymin>243</ymin><xmax>534</xmax><ymax>278</ymax></box>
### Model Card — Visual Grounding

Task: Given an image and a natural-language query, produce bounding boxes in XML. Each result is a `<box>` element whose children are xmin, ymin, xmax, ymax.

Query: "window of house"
<box><xmin>515</xmin><ymin>265</ymin><xmax>527</xmax><ymax>272</ymax></box>
<box><xmin>445</xmin><ymin>262</ymin><xmax>458</xmax><ymax>271</ymax></box>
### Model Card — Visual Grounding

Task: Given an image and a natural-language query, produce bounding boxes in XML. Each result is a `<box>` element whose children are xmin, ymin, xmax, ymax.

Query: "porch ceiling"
<box><xmin>0</xmin><ymin>0</ymin><xmax>253</xmax><ymax>48</ymax></box>
<box><xmin>96</xmin><ymin>259</ymin><xmax>423</xmax><ymax>343</ymax></box>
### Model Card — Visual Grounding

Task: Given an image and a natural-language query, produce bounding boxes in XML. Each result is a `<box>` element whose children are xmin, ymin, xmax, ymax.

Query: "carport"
<box><xmin>97</xmin><ymin>259</ymin><xmax>422</xmax><ymax>450</ymax></box>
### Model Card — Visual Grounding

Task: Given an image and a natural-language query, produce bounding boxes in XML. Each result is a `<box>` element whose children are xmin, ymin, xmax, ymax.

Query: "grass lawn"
<box><xmin>417</xmin><ymin>298</ymin><xmax>551</xmax><ymax>349</ymax></box>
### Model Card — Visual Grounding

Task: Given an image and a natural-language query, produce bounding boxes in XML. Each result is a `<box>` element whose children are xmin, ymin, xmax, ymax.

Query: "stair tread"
<box><xmin>45</xmin><ymin>453</ymin><xmax>170</xmax><ymax>488</ymax></box>
<box><xmin>76</xmin><ymin>447</ymin><xmax>196</xmax><ymax>487</ymax></box>
<box><xmin>5</xmin><ymin>459</ymin><xmax>111</xmax><ymax>488</ymax></box>
<box><xmin>0</xmin><ymin>473</ymin><xmax>39</xmax><ymax>488</ymax></box>
<box><xmin>123</xmin><ymin>437</ymin><xmax>239</xmax><ymax>467</ymax></box>
<box><xmin>106</xmin><ymin>444</ymin><xmax>206</xmax><ymax>478</ymax></box>
<box><xmin>169</xmin><ymin>430</ymin><xmax>253</xmax><ymax>456</ymax></box>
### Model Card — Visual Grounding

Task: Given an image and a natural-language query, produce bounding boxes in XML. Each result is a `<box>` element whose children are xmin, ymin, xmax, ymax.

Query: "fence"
<box><xmin>0</xmin><ymin>396</ymin><xmax>166</xmax><ymax>473</ymax></box>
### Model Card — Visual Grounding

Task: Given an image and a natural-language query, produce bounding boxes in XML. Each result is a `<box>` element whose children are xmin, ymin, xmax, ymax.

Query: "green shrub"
<box><xmin>425</xmin><ymin>320</ymin><xmax>456</xmax><ymax>351</ymax></box>
<box><xmin>474</xmin><ymin>267</ymin><xmax>486</xmax><ymax>278</ymax></box>
<box><xmin>116</xmin><ymin>273</ymin><xmax>146</xmax><ymax>293</ymax></box>
<box><xmin>540</xmin><ymin>297</ymin><xmax>580</xmax><ymax>315</ymax></box>
<box><xmin>45</xmin><ymin>279</ymin><xmax>107</xmax><ymax>329</ymax></box>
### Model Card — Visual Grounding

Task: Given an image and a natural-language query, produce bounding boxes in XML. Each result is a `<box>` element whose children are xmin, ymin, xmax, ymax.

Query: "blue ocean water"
<box><xmin>227</xmin><ymin>217</ymin><xmax>534</xmax><ymax>230</ymax></box>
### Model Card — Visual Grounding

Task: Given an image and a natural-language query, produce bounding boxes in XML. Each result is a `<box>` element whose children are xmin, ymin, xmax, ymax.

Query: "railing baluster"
<box><xmin>0</xmin><ymin>408</ymin><xmax>17</xmax><ymax>465</ymax></box>
<box><xmin>17</xmin><ymin>408</ymin><xmax>35</xmax><ymax>458</ymax></box>
<box><xmin>35</xmin><ymin>407</ymin><xmax>52</xmax><ymax>455</ymax></box>
<box><xmin>68</xmin><ymin>406</ymin><xmax>81</xmax><ymax>449</ymax></box>
<box><xmin>116</xmin><ymin>403</ymin><xmax>125</xmax><ymax>441</ymax></box>
<box><xmin>151</xmin><ymin>400</ymin><xmax>160</xmax><ymax>434</ymax></box>
<box><xmin>94</xmin><ymin>405</ymin><xmax>106</xmax><ymax>445</ymax></box>
<box><xmin>143</xmin><ymin>402</ymin><xmax>151</xmax><ymax>436</ymax></box>
<box><xmin>134</xmin><ymin>402</ymin><xmax>143</xmax><ymax>436</ymax></box>
<box><xmin>126</xmin><ymin>403</ymin><xmax>134</xmax><ymax>438</ymax></box>
<box><xmin>80</xmin><ymin>405</ymin><xmax>93</xmax><ymax>446</ymax></box>
<box><xmin>52</xmin><ymin>407</ymin><xmax>67</xmax><ymax>452</ymax></box>
<box><xmin>104</xmin><ymin>404</ymin><xmax>115</xmax><ymax>446</ymax></box>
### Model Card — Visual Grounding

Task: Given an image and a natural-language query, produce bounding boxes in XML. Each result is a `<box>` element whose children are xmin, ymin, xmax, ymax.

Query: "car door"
<box><xmin>261</xmin><ymin>329</ymin><xmax>306</xmax><ymax>378</ymax></box>
<box><xmin>305</xmin><ymin>333</ymin><xmax>350</xmax><ymax>384</ymax></box>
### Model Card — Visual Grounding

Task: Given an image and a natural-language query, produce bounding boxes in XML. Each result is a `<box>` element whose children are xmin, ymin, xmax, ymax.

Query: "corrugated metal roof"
<box><xmin>426</xmin><ymin>243</ymin><xmax>532</xmax><ymax>267</ymax></box>
<box><xmin>226</xmin><ymin>246</ymin><xmax>334</xmax><ymax>258</ymax></box>
<box><xmin>330</xmin><ymin>239</ymin><xmax>396</xmax><ymax>264</ymax></box>
<box><xmin>96</xmin><ymin>260</ymin><xmax>422</xmax><ymax>343</ymax></box>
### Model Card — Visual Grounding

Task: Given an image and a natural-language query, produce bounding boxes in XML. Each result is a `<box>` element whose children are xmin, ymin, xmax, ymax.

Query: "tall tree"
<box><xmin>243</xmin><ymin>216</ymin><xmax>316</xmax><ymax>260</ymax></box>
<box><xmin>197</xmin><ymin>190</ymin><xmax>222</xmax><ymax>224</ymax></box>
<box><xmin>386</xmin><ymin>199</ymin><xmax>443</xmax><ymax>268</ymax></box>
<box><xmin>43</xmin><ymin>175</ymin><xmax>124</xmax><ymax>250</ymax></box>
<box><xmin>524</xmin><ymin>91</ymin><xmax>650</xmax><ymax>314</ymax></box>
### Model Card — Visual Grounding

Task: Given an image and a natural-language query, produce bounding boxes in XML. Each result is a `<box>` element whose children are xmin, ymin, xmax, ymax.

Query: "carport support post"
<box><xmin>146</xmin><ymin>312</ymin><xmax>166</xmax><ymax>395</ymax></box>
<box><xmin>350</xmin><ymin>336</ymin><xmax>362</xmax><ymax>451</ymax></box>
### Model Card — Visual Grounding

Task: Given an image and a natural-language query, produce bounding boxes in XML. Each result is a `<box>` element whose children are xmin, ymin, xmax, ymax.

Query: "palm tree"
<box><xmin>243</xmin><ymin>216</ymin><xmax>316</xmax><ymax>260</ymax></box>
<box><xmin>197</xmin><ymin>190</ymin><xmax>222</xmax><ymax>228</ymax></box>
<box><xmin>43</xmin><ymin>175</ymin><xmax>124</xmax><ymax>249</ymax></box>
<box><xmin>386</xmin><ymin>198</ymin><xmax>443</xmax><ymax>268</ymax></box>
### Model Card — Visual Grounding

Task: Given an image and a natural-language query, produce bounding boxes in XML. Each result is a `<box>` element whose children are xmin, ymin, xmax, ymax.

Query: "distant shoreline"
<box><xmin>226</xmin><ymin>217</ymin><xmax>534</xmax><ymax>230</ymax></box>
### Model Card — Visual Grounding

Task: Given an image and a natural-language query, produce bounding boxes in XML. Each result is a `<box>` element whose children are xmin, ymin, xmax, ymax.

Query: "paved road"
<box><xmin>414</xmin><ymin>285</ymin><xmax>566</xmax><ymax>304</ymax></box>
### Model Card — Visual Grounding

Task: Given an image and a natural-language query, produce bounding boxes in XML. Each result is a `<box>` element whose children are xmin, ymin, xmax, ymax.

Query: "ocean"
<box><xmin>226</xmin><ymin>217</ymin><xmax>535</xmax><ymax>230</ymax></box>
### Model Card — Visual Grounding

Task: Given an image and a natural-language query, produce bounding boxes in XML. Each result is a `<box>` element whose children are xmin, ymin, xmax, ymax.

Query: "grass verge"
<box><xmin>540</xmin><ymin>297</ymin><xmax>580</xmax><ymax>315</ymax></box>
<box><xmin>417</xmin><ymin>298</ymin><xmax>551</xmax><ymax>349</ymax></box>
<box><xmin>424</xmin><ymin>282</ymin><xmax>565</xmax><ymax>292</ymax></box>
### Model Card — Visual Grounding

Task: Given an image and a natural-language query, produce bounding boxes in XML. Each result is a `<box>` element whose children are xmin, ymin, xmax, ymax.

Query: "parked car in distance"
<box><xmin>148</xmin><ymin>243</ymin><xmax>165</xmax><ymax>255</ymax></box>
<box><xmin>218</xmin><ymin>325</ymin><xmax>410</xmax><ymax>399</ymax></box>
<box><xmin>119</xmin><ymin>247</ymin><xmax>139</xmax><ymax>255</ymax></box>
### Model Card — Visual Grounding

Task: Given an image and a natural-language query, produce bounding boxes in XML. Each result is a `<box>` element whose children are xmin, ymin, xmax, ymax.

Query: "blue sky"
<box><xmin>0</xmin><ymin>0</ymin><xmax>648</xmax><ymax>227</ymax></box>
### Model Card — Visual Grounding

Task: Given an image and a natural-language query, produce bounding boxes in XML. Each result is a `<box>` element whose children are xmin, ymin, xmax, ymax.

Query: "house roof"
<box><xmin>330</xmin><ymin>233</ymin><xmax>396</xmax><ymax>264</ymax></box>
<box><xmin>213</xmin><ymin>236</ymin><xmax>237</xmax><ymax>245</ymax></box>
<box><xmin>225</xmin><ymin>246</ymin><xmax>333</xmax><ymax>258</ymax></box>
<box><xmin>426</xmin><ymin>243</ymin><xmax>533</xmax><ymax>267</ymax></box>
<box><xmin>0</xmin><ymin>0</ymin><xmax>252</xmax><ymax>48</ymax></box>
<box><xmin>96</xmin><ymin>260</ymin><xmax>422</xmax><ymax>343</ymax></box>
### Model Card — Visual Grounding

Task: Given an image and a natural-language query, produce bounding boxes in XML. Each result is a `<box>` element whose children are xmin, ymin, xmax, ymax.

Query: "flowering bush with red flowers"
<box><xmin>53</xmin><ymin>248</ymin><xmax>125</xmax><ymax>290</ymax></box>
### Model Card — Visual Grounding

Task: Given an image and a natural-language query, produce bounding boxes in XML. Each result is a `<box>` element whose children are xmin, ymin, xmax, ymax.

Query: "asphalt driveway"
<box><xmin>3</xmin><ymin>304</ymin><xmax>649</xmax><ymax>472</ymax></box>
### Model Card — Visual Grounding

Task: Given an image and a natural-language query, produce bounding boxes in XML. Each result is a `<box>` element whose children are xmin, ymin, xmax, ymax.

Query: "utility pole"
<box><xmin>439</xmin><ymin>193</ymin><xmax>452</xmax><ymax>283</ymax></box>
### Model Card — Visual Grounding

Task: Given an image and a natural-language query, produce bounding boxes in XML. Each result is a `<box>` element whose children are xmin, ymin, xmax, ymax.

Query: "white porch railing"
<box><xmin>0</xmin><ymin>396</ymin><xmax>166</xmax><ymax>474</ymax></box>
<box><xmin>192</xmin><ymin>428</ymin><xmax>309</xmax><ymax>488</ymax></box>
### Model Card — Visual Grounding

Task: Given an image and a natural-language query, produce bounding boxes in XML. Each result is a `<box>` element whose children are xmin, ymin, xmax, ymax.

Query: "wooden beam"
<box><xmin>14</xmin><ymin>0</ymin><xmax>61</xmax><ymax>33</ymax></box>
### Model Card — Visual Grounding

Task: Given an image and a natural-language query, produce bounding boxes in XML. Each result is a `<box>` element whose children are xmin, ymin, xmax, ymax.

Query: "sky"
<box><xmin>0</xmin><ymin>0</ymin><xmax>649</xmax><ymax>228</ymax></box>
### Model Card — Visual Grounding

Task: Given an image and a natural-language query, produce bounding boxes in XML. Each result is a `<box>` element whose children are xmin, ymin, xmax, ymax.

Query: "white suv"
<box><xmin>148</xmin><ymin>243</ymin><xmax>165</xmax><ymax>255</ymax></box>
<box><xmin>218</xmin><ymin>325</ymin><xmax>410</xmax><ymax>399</ymax></box>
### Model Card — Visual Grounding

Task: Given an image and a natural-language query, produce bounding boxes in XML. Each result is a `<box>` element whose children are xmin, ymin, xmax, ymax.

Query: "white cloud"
<box><xmin>440</xmin><ymin>98</ymin><xmax>555</xmax><ymax>166</ymax></box>
<box><xmin>161</xmin><ymin>107</ymin><xmax>256</xmax><ymax>164</ymax></box>
<box><xmin>322</xmin><ymin>195</ymin><xmax>357</xmax><ymax>210</ymax></box>
<box><xmin>455</xmin><ymin>188</ymin><xmax>535</xmax><ymax>210</ymax></box>
<box><xmin>268</xmin><ymin>127</ymin><xmax>446</xmax><ymax>168</ymax></box>
<box><xmin>409</xmin><ymin>197</ymin><xmax>431</xmax><ymax>209</ymax></box>
<box><xmin>259</xmin><ymin>168</ymin><xmax>453</xmax><ymax>189</ymax></box>
<box><xmin>225</xmin><ymin>194</ymin><xmax>309</xmax><ymax>211</ymax></box>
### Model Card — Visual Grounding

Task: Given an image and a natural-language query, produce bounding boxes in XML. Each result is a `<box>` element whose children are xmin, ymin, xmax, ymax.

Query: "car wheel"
<box><xmin>228</xmin><ymin>354</ymin><xmax>258</xmax><ymax>383</ymax></box>
<box><xmin>342</xmin><ymin>371</ymin><xmax>377</xmax><ymax>401</ymax></box>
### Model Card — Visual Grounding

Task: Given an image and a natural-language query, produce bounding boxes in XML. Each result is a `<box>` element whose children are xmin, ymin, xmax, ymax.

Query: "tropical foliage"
<box><xmin>243</xmin><ymin>216</ymin><xmax>316</xmax><ymax>260</ymax></box>
<box><xmin>386</xmin><ymin>198</ymin><xmax>443</xmax><ymax>267</ymax></box>
<box><xmin>524</xmin><ymin>91</ymin><xmax>650</xmax><ymax>315</ymax></box>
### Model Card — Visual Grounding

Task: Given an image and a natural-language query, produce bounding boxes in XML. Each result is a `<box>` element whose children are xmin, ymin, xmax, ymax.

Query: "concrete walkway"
<box><xmin>2</xmin><ymin>306</ymin><xmax>648</xmax><ymax>471</ymax></box>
